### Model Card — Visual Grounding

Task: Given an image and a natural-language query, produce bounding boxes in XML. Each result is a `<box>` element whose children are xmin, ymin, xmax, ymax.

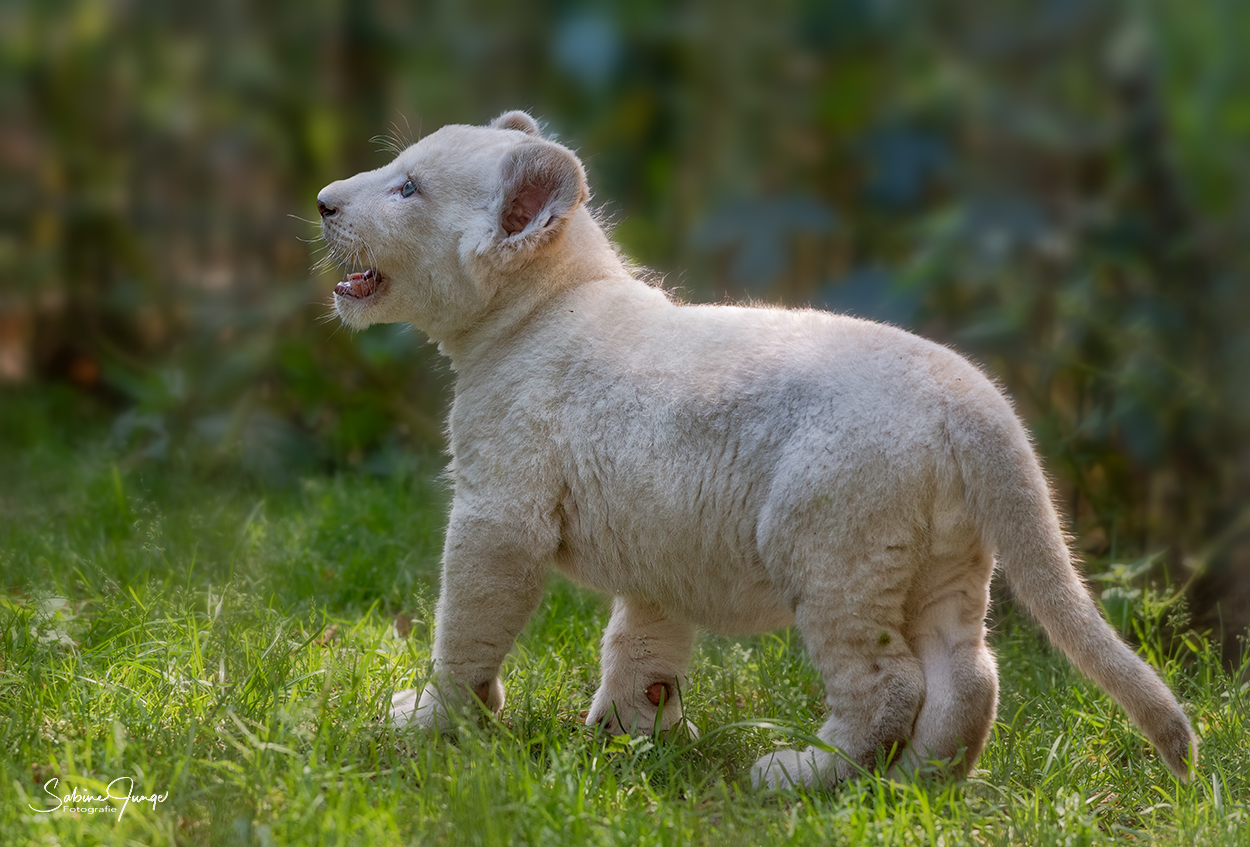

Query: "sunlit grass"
<box><xmin>1</xmin><ymin>391</ymin><xmax>1247</xmax><ymax>846</ymax></box>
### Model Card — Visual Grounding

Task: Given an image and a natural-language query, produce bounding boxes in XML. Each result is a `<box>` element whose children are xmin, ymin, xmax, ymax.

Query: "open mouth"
<box><xmin>334</xmin><ymin>269</ymin><xmax>385</xmax><ymax>300</ymax></box>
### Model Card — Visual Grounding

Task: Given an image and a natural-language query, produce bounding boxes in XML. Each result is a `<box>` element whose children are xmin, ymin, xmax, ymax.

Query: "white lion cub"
<box><xmin>317</xmin><ymin>110</ymin><xmax>1196</xmax><ymax>787</ymax></box>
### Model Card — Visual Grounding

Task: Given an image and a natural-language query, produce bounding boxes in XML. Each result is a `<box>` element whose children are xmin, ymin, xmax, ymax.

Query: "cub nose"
<box><xmin>317</xmin><ymin>199</ymin><xmax>337</xmax><ymax>218</ymax></box>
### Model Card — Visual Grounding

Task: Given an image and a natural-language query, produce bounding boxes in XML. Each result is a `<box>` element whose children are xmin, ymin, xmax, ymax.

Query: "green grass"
<box><xmin>1</xmin><ymin>389</ymin><xmax>1248</xmax><ymax>846</ymax></box>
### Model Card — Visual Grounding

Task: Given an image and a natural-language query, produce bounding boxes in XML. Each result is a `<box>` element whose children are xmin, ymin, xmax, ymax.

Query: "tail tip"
<box><xmin>1157</xmin><ymin>720</ymin><xmax>1199</xmax><ymax>782</ymax></box>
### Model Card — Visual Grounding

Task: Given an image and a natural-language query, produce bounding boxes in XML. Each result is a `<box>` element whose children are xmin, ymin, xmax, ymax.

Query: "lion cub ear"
<box><xmin>495</xmin><ymin>140</ymin><xmax>589</xmax><ymax>250</ymax></box>
<box><xmin>491</xmin><ymin>110</ymin><xmax>541</xmax><ymax>136</ymax></box>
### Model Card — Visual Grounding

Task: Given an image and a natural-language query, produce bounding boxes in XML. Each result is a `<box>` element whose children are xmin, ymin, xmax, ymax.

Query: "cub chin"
<box><xmin>316</xmin><ymin>110</ymin><xmax>1196</xmax><ymax>788</ymax></box>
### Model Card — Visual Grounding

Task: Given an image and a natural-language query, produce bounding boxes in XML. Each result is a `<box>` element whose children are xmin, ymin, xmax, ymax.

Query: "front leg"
<box><xmin>587</xmin><ymin>597</ymin><xmax>698</xmax><ymax>736</ymax></box>
<box><xmin>392</xmin><ymin>516</ymin><xmax>549</xmax><ymax>730</ymax></box>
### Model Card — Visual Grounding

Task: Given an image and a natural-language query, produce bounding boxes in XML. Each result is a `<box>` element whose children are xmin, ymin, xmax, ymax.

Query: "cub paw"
<box><xmin>390</xmin><ymin>687</ymin><xmax>424</xmax><ymax>727</ymax></box>
<box><xmin>586</xmin><ymin>680</ymin><xmax>698</xmax><ymax>738</ymax></box>
<box><xmin>390</xmin><ymin>676</ymin><xmax>504</xmax><ymax>730</ymax></box>
<box><xmin>750</xmin><ymin>747</ymin><xmax>828</xmax><ymax>789</ymax></box>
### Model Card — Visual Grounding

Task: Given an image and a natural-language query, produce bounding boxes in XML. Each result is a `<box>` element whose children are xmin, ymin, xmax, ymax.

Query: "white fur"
<box><xmin>317</xmin><ymin>111</ymin><xmax>1196</xmax><ymax>786</ymax></box>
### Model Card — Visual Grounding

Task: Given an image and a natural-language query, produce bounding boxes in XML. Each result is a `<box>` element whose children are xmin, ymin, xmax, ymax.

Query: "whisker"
<box><xmin>371</xmin><ymin>133</ymin><xmax>402</xmax><ymax>157</ymax></box>
<box><xmin>392</xmin><ymin>113</ymin><xmax>415</xmax><ymax>150</ymax></box>
<box><xmin>322</xmin><ymin>319</ymin><xmax>346</xmax><ymax>341</ymax></box>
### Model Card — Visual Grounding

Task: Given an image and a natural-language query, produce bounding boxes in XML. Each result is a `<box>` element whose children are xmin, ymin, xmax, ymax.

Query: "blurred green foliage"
<box><xmin>1</xmin><ymin>1</ymin><xmax>1247</xmax><ymax>633</ymax></box>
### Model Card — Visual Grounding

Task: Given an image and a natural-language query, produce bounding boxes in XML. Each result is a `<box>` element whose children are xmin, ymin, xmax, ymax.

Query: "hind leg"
<box><xmin>752</xmin><ymin>548</ymin><xmax>925</xmax><ymax>789</ymax></box>
<box><xmin>892</xmin><ymin>550</ymin><xmax>998</xmax><ymax>778</ymax></box>
<box><xmin>892</xmin><ymin>627</ymin><xmax>997</xmax><ymax>777</ymax></box>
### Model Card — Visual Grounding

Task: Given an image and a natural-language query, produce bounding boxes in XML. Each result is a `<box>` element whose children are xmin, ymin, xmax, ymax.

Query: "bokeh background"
<box><xmin>2</xmin><ymin>0</ymin><xmax>1247</xmax><ymax>652</ymax></box>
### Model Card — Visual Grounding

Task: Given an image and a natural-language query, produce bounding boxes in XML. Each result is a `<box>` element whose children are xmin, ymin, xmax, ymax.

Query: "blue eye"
<box><xmin>401</xmin><ymin>179</ymin><xmax>417</xmax><ymax>198</ymax></box>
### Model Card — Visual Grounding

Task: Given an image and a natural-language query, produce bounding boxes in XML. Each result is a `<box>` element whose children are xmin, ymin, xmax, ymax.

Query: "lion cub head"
<box><xmin>317</xmin><ymin>111</ymin><xmax>591</xmax><ymax>340</ymax></box>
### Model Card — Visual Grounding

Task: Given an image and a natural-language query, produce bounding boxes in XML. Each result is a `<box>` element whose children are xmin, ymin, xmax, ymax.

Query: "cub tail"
<box><xmin>949</xmin><ymin>395</ymin><xmax>1197</xmax><ymax>780</ymax></box>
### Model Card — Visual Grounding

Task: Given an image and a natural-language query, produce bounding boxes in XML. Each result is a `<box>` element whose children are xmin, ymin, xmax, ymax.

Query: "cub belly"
<box><xmin>553</xmin><ymin>531</ymin><xmax>795</xmax><ymax>636</ymax></box>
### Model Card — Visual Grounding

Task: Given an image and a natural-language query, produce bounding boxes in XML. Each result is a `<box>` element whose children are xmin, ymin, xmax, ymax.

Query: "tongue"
<box><xmin>335</xmin><ymin>269</ymin><xmax>377</xmax><ymax>298</ymax></box>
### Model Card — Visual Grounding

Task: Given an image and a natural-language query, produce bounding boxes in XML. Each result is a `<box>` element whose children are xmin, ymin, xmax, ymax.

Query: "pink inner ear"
<box><xmin>502</xmin><ymin>180</ymin><xmax>550</xmax><ymax>236</ymax></box>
